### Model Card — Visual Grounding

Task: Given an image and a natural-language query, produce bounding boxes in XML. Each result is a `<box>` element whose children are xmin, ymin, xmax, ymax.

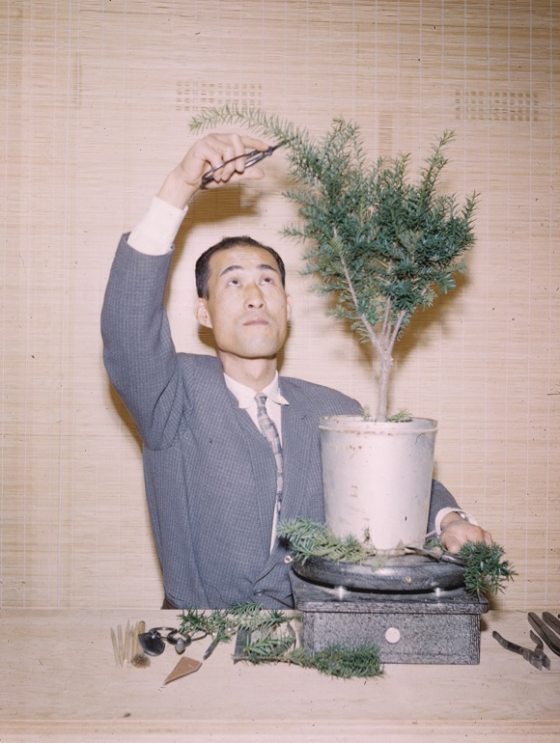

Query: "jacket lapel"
<box><xmin>279</xmin><ymin>399</ymin><xmax>315</xmax><ymax>521</ymax></box>
<box><xmin>233</xmin><ymin>403</ymin><xmax>278</xmax><ymax>551</ymax></box>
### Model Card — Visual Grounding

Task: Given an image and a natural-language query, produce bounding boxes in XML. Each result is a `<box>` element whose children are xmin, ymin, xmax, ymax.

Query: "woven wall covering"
<box><xmin>2</xmin><ymin>0</ymin><xmax>558</xmax><ymax>609</ymax></box>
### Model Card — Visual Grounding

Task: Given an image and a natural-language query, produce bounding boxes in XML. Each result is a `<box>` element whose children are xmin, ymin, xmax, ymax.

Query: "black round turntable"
<box><xmin>292</xmin><ymin>552</ymin><xmax>466</xmax><ymax>594</ymax></box>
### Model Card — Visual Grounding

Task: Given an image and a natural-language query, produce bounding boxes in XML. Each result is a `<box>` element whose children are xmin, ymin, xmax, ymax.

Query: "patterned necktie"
<box><xmin>255</xmin><ymin>394</ymin><xmax>284</xmax><ymax>517</ymax></box>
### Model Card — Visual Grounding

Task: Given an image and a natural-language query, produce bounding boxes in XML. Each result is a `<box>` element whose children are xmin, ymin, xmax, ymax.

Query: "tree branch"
<box><xmin>336</xmin><ymin>237</ymin><xmax>383</xmax><ymax>357</ymax></box>
<box><xmin>380</xmin><ymin>299</ymin><xmax>391</xmax><ymax>347</ymax></box>
<box><xmin>388</xmin><ymin>310</ymin><xmax>407</xmax><ymax>353</ymax></box>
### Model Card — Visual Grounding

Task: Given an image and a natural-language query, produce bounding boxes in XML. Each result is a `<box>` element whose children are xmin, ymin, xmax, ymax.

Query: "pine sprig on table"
<box><xmin>243</xmin><ymin>636</ymin><xmax>382</xmax><ymax>678</ymax></box>
<box><xmin>178</xmin><ymin>602</ymin><xmax>383</xmax><ymax>678</ymax></box>
<box><xmin>179</xmin><ymin>603</ymin><xmax>289</xmax><ymax>648</ymax></box>
<box><xmin>242</xmin><ymin>634</ymin><xmax>297</xmax><ymax>663</ymax></box>
<box><xmin>230</xmin><ymin>602</ymin><xmax>287</xmax><ymax>633</ymax></box>
<box><xmin>180</xmin><ymin>606</ymin><xmax>232</xmax><ymax>642</ymax></box>
<box><xmin>288</xmin><ymin>646</ymin><xmax>382</xmax><ymax>679</ymax></box>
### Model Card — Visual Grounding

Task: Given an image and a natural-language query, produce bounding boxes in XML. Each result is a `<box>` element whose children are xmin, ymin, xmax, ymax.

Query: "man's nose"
<box><xmin>245</xmin><ymin>283</ymin><xmax>264</xmax><ymax>308</ymax></box>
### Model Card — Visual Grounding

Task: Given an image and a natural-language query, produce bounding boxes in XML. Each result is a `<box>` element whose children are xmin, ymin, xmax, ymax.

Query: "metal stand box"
<box><xmin>291</xmin><ymin>571</ymin><xmax>489</xmax><ymax>665</ymax></box>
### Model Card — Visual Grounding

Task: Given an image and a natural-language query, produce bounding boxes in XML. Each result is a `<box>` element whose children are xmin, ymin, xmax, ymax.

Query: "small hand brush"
<box><xmin>130</xmin><ymin>620</ymin><xmax>150</xmax><ymax>668</ymax></box>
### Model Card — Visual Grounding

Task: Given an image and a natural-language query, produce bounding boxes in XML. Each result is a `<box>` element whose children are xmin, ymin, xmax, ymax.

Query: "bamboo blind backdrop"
<box><xmin>1</xmin><ymin>0</ymin><xmax>558</xmax><ymax>610</ymax></box>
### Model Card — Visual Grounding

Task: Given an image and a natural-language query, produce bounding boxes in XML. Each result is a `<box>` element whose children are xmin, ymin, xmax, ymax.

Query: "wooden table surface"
<box><xmin>1</xmin><ymin>608</ymin><xmax>559</xmax><ymax>742</ymax></box>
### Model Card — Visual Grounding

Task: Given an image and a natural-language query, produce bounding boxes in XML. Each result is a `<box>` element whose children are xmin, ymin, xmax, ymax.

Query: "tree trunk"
<box><xmin>375</xmin><ymin>352</ymin><xmax>392</xmax><ymax>421</ymax></box>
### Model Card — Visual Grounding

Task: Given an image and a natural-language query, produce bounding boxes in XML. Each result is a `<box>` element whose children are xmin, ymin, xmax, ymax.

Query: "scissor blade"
<box><xmin>243</xmin><ymin>142</ymin><xmax>284</xmax><ymax>167</ymax></box>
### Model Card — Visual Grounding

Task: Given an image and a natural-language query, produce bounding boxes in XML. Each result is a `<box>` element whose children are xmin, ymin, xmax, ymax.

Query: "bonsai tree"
<box><xmin>191</xmin><ymin>107</ymin><xmax>478</xmax><ymax>421</ymax></box>
<box><xmin>190</xmin><ymin>108</ymin><xmax>516</xmax><ymax>590</ymax></box>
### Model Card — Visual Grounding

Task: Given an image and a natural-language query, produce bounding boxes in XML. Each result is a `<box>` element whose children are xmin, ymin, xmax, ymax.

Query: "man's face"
<box><xmin>195</xmin><ymin>244</ymin><xmax>291</xmax><ymax>363</ymax></box>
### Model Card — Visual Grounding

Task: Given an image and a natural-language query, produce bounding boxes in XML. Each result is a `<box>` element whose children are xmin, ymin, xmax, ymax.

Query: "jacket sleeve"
<box><xmin>101</xmin><ymin>235</ymin><xmax>185</xmax><ymax>449</ymax></box>
<box><xmin>428</xmin><ymin>478</ymin><xmax>460</xmax><ymax>532</ymax></box>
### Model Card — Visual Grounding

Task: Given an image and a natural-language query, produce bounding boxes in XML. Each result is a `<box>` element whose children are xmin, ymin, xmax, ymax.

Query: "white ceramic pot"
<box><xmin>319</xmin><ymin>416</ymin><xmax>437</xmax><ymax>550</ymax></box>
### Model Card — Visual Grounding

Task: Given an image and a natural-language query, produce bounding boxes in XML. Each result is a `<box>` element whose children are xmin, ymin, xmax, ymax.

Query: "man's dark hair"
<box><xmin>195</xmin><ymin>236</ymin><xmax>286</xmax><ymax>298</ymax></box>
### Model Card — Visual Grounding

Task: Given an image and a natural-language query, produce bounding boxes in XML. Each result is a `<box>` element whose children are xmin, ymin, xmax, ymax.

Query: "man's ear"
<box><xmin>286</xmin><ymin>294</ymin><xmax>292</xmax><ymax>322</ymax></box>
<box><xmin>195</xmin><ymin>298</ymin><xmax>213</xmax><ymax>328</ymax></box>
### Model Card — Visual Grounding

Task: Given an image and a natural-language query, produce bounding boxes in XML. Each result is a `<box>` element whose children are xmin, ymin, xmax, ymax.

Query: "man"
<box><xmin>102</xmin><ymin>132</ymin><xmax>492</xmax><ymax>609</ymax></box>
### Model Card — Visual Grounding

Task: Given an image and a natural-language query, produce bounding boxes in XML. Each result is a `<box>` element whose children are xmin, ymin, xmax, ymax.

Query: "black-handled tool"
<box><xmin>202</xmin><ymin>635</ymin><xmax>221</xmax><ymax>660</ymax></box>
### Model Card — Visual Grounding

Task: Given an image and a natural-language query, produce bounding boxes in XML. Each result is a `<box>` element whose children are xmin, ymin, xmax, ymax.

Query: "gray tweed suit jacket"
<box><xmin>101</xmin><ymin>237</ymin><xmax>459</xmax><ymax>609</ymax></box>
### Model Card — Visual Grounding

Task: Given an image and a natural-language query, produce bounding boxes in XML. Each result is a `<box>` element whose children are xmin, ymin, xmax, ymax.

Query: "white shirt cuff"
<box><xmin>128</xmin><ymin>196</ymin><xmax>188</xmax><ymax>255</ymax></box>
<box><xmin>434</xmin><ymin>507</ymin><xmax>479</xmax><ymax>535</ymax></box>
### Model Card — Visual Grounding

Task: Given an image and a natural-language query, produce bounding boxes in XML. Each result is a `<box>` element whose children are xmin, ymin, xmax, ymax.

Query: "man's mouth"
<box><xmin>243</xmin><ymin>317</ymin><xmax>269</xmax><ymax>326</ymax></box>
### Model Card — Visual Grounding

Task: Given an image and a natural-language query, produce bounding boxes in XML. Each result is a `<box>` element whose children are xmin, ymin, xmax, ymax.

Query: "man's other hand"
<box><xmin>439</xmin><ymin>512</ymin><xmax>493</xmax><ymax>554</ymax></box>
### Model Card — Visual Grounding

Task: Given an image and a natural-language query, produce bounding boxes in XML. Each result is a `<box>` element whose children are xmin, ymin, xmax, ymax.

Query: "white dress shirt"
<box><xmin>129</xmin><ymin>196</ymin><xmax>186</xmax><ymax>255</ymax></box>
<box><xmin>224</xmin><ymin>373</ymin><xmax>289</xmax><ymax>550</ymax></box>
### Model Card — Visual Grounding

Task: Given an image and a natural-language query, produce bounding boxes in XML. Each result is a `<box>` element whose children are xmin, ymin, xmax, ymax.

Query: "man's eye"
<box><xmin>228</xmin><ymin>278</ymin><xmax>240</xmax><ymax>286</ymax></box>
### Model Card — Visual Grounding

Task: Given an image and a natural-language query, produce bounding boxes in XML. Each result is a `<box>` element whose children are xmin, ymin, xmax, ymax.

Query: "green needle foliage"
<box><xmin>180</xmin><ymin>606</ymin><xmax>232</xmax><ymax>642</ymax></box>
<box><xmin>457</xmin><ymin>541</ymin><xmax>517</xmax><ymax>597</ymax></box>
<box><xmin>242</xmin><ymin>634</ymin><xmax>298</xmax><ymax>663</ymax></box>
<box><xmin>288</xmin><ymin>646</ymin><xmax>382</xmax><ymax>679</ymax></box>
<box><xmin>179</xmin><ymin>602</ymin><xmax>287</xmax><ymax>645</ymax></box>
<box><xmin>178</xmin><ymin>601</ymin><xmax>383</xmax><ymax>679</ymax></box>
<box><xmin>179</xmin><ymin>601</ymin><xmax>285</xmax><ymax>641</ymax></box>
<box><xmin>277</xmin><ymin>519</ymin><xmax>372</xmax><ymax>563</ymax></box>
<box><xmin>191</xmin><ymin>105</ymin><xmax>478</xmax><ymax>420</ymax></box>
<box><xmin>244</xmin><ymin>638</ymin><xmax>382</xmax><ymax>679</ymax></box>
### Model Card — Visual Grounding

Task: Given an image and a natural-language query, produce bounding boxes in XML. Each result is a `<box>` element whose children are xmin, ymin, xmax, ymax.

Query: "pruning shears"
<box><xmin>201</xmin><ymin>143</ymin><xmax>284</xmax><ymax>187</ymax></box>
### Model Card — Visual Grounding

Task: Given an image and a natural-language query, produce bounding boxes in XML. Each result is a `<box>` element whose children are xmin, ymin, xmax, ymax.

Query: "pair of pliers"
<box><xmin>492</xmin><ymin>629</ymin><xmax>551</xmax><ymax>670</ymax></box>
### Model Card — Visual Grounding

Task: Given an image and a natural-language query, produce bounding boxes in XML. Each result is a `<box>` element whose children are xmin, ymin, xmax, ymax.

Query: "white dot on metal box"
<box><xmin>384</xmin><ymin>627</ymin><xmax>401</xmax><ymax>644</ymax></box>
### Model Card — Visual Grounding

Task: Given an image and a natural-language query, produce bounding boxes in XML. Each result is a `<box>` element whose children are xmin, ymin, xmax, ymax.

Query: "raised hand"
<box><xmin>158</xmin><ymin>132</ymin><xmax>270</xmax><ymax>209</ymax></box>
